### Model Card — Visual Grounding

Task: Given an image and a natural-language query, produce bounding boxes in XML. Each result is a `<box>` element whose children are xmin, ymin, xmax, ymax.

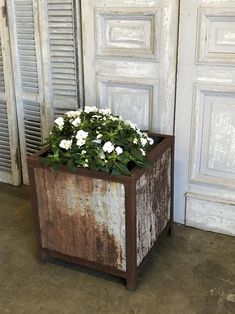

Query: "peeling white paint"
<box><xmin>136</xmin><ymin>149</ymin><xmax>171</xmax><ymax>266</ymax></box>
<box><xmin>91</xmin><ymin>179</ymin><xmax>126</xmax><ymax>270</ymax></box>
<box><xmin>81</xmin><ymin>0</ymin><xmax>178</xmax><ymax>134</ymax></box>
<box><xmin>175</xmin><ymin>0</ymin><xmax>235</xmax><ymax>232</ymax></box>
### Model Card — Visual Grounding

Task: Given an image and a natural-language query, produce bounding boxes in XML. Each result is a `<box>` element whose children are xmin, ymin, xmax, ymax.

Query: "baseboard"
<box><xmin>185</xmin><ymin>193</ymin><xmax>235</xmax><ymax>237</ymax></box>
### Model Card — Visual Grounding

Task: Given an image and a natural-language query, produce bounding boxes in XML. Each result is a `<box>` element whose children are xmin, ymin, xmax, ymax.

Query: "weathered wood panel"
<box><xmin>35</xmin><ymin>168</ymin><xmax>126</xmax><ymax>271</ymax></box>
<box><xmin>82</xmin><ymin>0</ymin><xmax>179</xmax><ymax>134</ymax></box>
<box><xmin>175</xmin><ymin>0</ymin><xmax>235</xmax><ymax>233</ymax></box>
<box><xmin>0</xmin><ymin>0</ymin><xmax>21</xmax><ymax>186</ymax></box>
<box><xmin>136</xmin><ymin>148</ymin><xmax>171</xmax><ymax>266</ymax></box>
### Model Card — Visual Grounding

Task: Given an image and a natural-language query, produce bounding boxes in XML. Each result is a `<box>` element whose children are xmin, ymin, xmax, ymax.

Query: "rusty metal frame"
<box><xmin>28</xmin><ymin>133</ymin><xmax>174</xmax><ymax>290</ymax></box>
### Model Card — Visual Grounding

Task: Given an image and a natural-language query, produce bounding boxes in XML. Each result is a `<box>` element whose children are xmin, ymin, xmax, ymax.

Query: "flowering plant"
<box><xmin>44</xmin><ymin>106</ymin><xmax>154</xmax><ymax>176</ymax></box>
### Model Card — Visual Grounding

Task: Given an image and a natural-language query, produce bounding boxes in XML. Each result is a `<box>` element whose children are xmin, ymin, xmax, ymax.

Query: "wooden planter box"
<box><xmin>28</xmin><ymin>133</ymin><xmax>174</xmax><ymax>290</ymax></box>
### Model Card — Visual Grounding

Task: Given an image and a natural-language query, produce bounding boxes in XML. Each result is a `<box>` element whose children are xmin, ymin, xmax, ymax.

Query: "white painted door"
<box><xmin>7</xmin><ymin>0</ymin><xmax>83</xmax><ymax>184</ymax></box>
<box><xmin>175</xmin><ymin>0</ymin><xmax>235</xmax><ymax>235</ymax></box>
<box><xmin>0</xmin><ymin>0</ymin><xmax>21</xmax><ymax>186</ymax></box>
<box><xmin>81</xmin><ymin>0</ymin><xmax>179</xmax><ymax>134</ymax></box>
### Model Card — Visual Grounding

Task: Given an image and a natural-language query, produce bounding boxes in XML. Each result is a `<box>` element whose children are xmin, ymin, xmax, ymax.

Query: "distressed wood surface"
<box><xmin>0</xmin><ymin>0</ymin><xmax>21</xmax><ymax>186</ymax></box>
<box><xmin>136</xmin><ymin>148</ymin><xmax>171</xmax><ymax>266</ymax></box>
<box><xmin>6</xmin><ymin>0</ymin><xmax>84</xmax><ymax>185</ymax></box>
<box><xmin>175</xmin><ymin>0</ymin><xmax>235</xmax><ymax>233</ymax></box>
<box><xmin>35</xmin><ymin>167</ymin><xmax>126</xmax><ymax>271</ymax></box>
<box><xmin>186</xmin><ymin>193</ymin><xmax>235</xmax><ymax>237</ymax></box>
<box><xmin>82</xmin><ymin>0</ymin><xmax>179</xmax><ymax>134</ymax></box>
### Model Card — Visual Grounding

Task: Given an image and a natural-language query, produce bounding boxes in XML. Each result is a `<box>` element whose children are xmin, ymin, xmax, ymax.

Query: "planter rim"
<box><xmin>27</xmin><ymin>132</ymin><xmax>174</xmax><ymax>183</ymax></box>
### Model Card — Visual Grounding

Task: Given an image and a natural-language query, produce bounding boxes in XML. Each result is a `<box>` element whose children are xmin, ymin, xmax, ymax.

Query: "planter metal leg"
<box><xmin>126</xmin><ymin>275</ymin><xmax>137</xmax><ymax>291</ymax></box>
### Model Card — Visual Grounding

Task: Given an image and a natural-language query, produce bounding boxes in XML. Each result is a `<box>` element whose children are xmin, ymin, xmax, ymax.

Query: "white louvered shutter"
<box><xmin>8</xmin><ymin>0</ymin><xmax>46</xmax><ymax>184</ymax></box>
<box><xmin>39</xmin><ymin>0</ymin><xmax>83</xmax><ymax>122</ymax></box>
<box><xmin>7</xmin><ymin>0</ymin><xmax>83</xmax><ymax>184</ymax></box>
<box><xmin>0</xmin><ymin>0</ymin><xmax>21</xmax><ymax>186</ymax></box>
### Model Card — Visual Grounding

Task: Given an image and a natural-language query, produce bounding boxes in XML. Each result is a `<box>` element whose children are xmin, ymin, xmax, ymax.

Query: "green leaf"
<box><xmin>131</xmin><ymin>148</ymin><xmax>145</xmax><ymax>161</ymax></box>
<box><xmin>135</xmin><ymin>159</ymin><xmax>153</xmax><ymax>168</ymax></box>
<box><xmin>114</xmin><ymin>161</ymin><xmax>131</xmax><ymax>176</ymax></box>
<box><xmin>67</xmin><ymin>159</ymin><xmax>76</xmax><ymax>172</ymax></box>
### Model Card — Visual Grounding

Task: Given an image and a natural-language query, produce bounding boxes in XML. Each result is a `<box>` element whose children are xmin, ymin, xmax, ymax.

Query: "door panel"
<box><xmin>81</xmin><ymin>0</ymin><xmax>179</xmax><ymax>134</ymax></box>
<box><xmin>0</xmin><ymin>0</ymin><xmax>21</xmax><ymax>186</ymax></box>
<box><xmin>175</xmin><ymin>0</ymin><xmax>235</xmax><ymax>235</ymax></box>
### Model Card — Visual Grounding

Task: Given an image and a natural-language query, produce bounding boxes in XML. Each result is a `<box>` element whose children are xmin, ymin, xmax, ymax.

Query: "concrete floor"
<box><xmin>0</xmin><ymin>183</ymin><xmax>234</xmax><ymax>314</ymax></box>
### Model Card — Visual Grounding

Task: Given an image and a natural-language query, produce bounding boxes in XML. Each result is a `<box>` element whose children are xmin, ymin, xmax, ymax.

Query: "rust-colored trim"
<box><xmin>131</xmin><ymin>135</ymin><xmax>174</xmax><ymax>181</ymax></box>
<box><xmin>27</xmin><ymin>134</ymin><xmax>174</xmax><ymax>184</ymax></box>
<box><xmin>42</xmin><ymin>248</ymin><xmax>127</xmax><ymax>279</ymax></box>
<box><xmin>27</xmin><ymin>163</ymin><xmax>44</xmax><ymax>263</ymax></box>
<box><xmin>125</xmin><ymin>180</ymin><xmax>137</xmax><ymax>290</ymax></box>
<box><xmin>169</xmin><ymin>140</ymin><xmax>175</xmax><ymax>236</ymax></box>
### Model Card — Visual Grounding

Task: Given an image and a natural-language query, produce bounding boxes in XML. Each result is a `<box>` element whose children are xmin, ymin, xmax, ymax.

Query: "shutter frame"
<box><xmin>8</xmin><ymin>0</ymin><xmax>45</xmax><ymax>184</ymax></box>
<box><xmin>0</xmin><ymin>0</ymin><xmax>21</xmax><ymax>186</ymax></box>
<box><xmin>39</xmin><ymin>0</ymin><xmax>83</xmax><ymax>123</ymax></box>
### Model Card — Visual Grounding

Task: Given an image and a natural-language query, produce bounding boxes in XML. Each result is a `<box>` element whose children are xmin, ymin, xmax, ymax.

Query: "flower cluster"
<box><xmin>45</xmin><ymin>106</ymin><xmax>154</xmax><ymax>175</ymax></box>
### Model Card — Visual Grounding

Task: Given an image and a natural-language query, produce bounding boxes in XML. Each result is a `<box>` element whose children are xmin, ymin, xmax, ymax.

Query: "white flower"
<box><xmin>76</xmin><ymin>138</ymin><xmax>86</xmax><ymax>147</ymax></box>
<box><xmin>140</xmin><ymin>148</ymin><xmax>146</xmax><ymax>156</ymax></box>
<box><xmin>115</xmin><ymin>146</ymin><xmax>123</xmax><ymax>155</ymax></box>
<box><xmin>99</xmin><ymin>151</ymin><xmax>106</xmax><ymax>159</ymax></box>
<box><xmin>96</xmin><ymin>134</ymin><xmax>102</xmax><ymax>139</ymax></box>
<box><xmin>99</xmin><ymin>108</ymin><xmax>111</xmax><ymax>115</ymax></box>
<box><xmin>84</xmin><ymin>106</ymin><xmax>98</xmax><ymax>113</ymax></box>
<box><xmin>81</xmin><ymin>150</ymin><xmax>86</xmax><ymax>155</ymax></box>
<box><xmin>83</xmin><ymin>159</ymin><xmax>89</xmax><ymax>168</ymax></box>
<box><xmin>136</xmin><ymin>129</ymin><xmax>142</xmax><ymax>136</ymax></box>
<box><xmin>55</xmin><ymin>117</ymin><xmax>64</xmax><ymax>130</ymax></box>
<box><xmin>93</xmin><ymin>139</ymin><xmax>102</xmax><ymax>144</ymax></box>
<box><xmin>148</xmin><ymin>137</ymin><xmax>154</xmax><ymax>145</ymax></box>
<box><xmin>125</xmin><ymin>120</ymin><xmax>137</xmax><ymax>130</ymax></box>
<box><xmin>65</xmin><ymin>110</ymin><xmax>81</xmax><ymax>119</ymax></box>
<box><xmin>72</xmin><ymin>117</ymin><xmax>81</xmax><ymax>127</ymax></box>
<box><xmin>140</xmin><ymin>137</ymin><xmax>148</xmax><ymax>147</ymax></box>
<box><xmin>76</xmin><ymin>130</ymin><xmax>88</xmax><ymax>147</ymax></box>
<box><xmin>133</xmin><ymin>138</ymin><xmax>138</xmax><ymax>144</ymax></box>
<box><xmin>103</xmin><ymin>141</ymin><xmax>114</xmax><ymax>153</ymax></box>
<box><xmin>92</xmin><ymin>115</ymin><xmax>101</xmax><ymax>119</ymax></box>
<box><xmin>76</xmin><ymin>130</ymin><xmax>89</xmax><ymax>140</ymax></box>
<box><xmin>109</xmin><ymin>116</ymin><xmax>119</xmax><ymax>121</ymax></box>
<box><xmin>59</xmin><ymin>139</ymin><xmax>72</xmax><ymax>150</ymax></box>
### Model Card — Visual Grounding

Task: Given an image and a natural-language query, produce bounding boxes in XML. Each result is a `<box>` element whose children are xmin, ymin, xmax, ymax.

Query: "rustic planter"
<box><xmin>28</xmin><ymin>133</ymin><xmax>174</xmax><ymax>290</ymax></box>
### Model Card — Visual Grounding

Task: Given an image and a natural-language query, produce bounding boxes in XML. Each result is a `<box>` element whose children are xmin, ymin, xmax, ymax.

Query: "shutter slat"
<box><xmin>47</xmin><ymin>0</ymin><xmax>79</xmax><ymax>114</ymax></box>
<box><xmin>11</xmin><ymin>0</ymin><xmax>43</xmax><ymax>184</ymax></box>
<box><xmin>23</xmin><ymin>100</ymin><xmax>42</xmax><ymax>156</ymax></box>
<box><xmin>15</xmin><ymin>1</ymin><xmax>39</xmax><ymax>94</ymax></box>
<box><xmin>0</xmin><ymin>40</ymin><xmax>5</xmax><ymax>94</ymax></box>
<box><xmin>0</xmin><ymin>33</ymin><xmax>12</xmax><ymax>173</ymax></box>
<box><xmin>0</xmin><ymin>99</ymin><xmax>12</xmax><ymax>172</ymax></box>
